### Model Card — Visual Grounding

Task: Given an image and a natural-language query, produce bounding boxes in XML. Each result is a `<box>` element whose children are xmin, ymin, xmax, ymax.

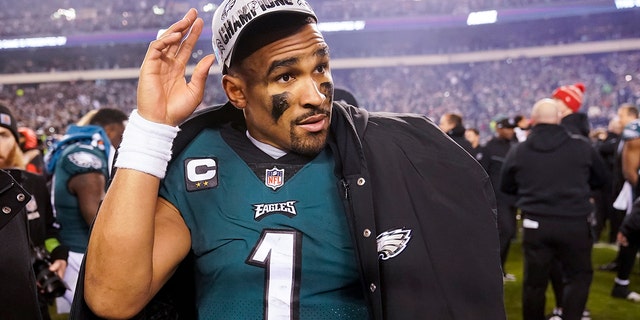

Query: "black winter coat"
<box><xmin>329</xmin><ymin>104</ymin><xmax>505</xmax><ymax>319</ymax></box>
<box><xmin>477</xmin><ymin>137</ymin><xmax>518</xmax><ymax>203</ymax></box>
<box><xmin>5</xmin><ymin>169</ymin><xmax>68</xmax><ymax>261</ymax></box>
<box><xmin>561</xmin><ymin>112</ymin><xmax>591</xmax><ymax>138</ymax></box>
<box><xmin>0</xmin><ymin>170</ymin><xmax>41</xmax><ymax>320</ymax></box>
<box><xmin>500</xmin><ymin>124</ymin><xmax>609</xmax><ymax>217</ymax></box>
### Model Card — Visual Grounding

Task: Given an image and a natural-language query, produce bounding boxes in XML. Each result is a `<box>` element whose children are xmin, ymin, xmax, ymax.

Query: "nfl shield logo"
<box><xmin>265</xmin><ymin>167</ymin><xmax>285</xmax><ymax>190</ymax></box>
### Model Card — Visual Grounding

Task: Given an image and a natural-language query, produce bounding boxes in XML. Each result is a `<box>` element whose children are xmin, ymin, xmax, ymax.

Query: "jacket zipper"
<box><xmin>341</xmin><ymin>179</ymin><xmax>350</xmax><ymax>200</ymax></box>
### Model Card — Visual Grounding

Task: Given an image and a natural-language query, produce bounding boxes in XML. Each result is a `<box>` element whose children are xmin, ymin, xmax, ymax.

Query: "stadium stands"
<box><xmin>0</xmin><ymin>0</ymin><xmax>606</xmax><ymax>38</ymax></box>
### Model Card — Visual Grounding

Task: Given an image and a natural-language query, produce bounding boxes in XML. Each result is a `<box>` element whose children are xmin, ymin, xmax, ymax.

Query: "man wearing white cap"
<box><xmin>81</xmin><ymin>1</ymin><xmax>505</xmax><ymax>319</ymax></box>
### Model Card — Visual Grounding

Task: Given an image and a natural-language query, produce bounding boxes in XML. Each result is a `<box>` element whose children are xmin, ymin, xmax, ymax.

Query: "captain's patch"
<box><xmin>185</xmin><ymin>157</ymin><xmax>218</xmax><ymax>191</ymax></box>
<box><xmin>377</xmin><ymin>228</ymin><xmax>412</xmax><ymax>261</ymax></box>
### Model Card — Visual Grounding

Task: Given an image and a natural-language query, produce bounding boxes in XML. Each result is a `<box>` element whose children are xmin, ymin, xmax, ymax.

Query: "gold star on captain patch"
<box><xmin>196</xmin><ymin>182</ymin><xmax>201</xmax><ymax>187</ymax></box>
<box><xmin>203</xmin><ymin>181</ymin><xmax>208</xmax><ymax>186</ymax></box>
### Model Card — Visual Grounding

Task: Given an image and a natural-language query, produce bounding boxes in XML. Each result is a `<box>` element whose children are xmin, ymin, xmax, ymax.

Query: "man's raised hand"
<box><xmin>137</xmin><ymin>8</ymin><xmax>215</xmax><ymax>126</ymax></box>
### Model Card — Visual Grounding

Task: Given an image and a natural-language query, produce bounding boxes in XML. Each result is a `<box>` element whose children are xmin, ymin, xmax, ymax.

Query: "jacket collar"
<box><xmin>328</xmin><ymin>101</ymin><xmax>368</xmax><ymax>177</ymax></box>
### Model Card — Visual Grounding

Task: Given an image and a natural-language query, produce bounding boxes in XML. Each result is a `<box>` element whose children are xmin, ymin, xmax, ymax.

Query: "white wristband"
<box><xmin>115</xmin><ymin>110</ymin><xmax>180</xmax><ymax>179</ymax></box>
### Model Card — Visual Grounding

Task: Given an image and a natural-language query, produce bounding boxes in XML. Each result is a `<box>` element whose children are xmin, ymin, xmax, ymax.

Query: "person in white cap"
<box><xmin>81</xmin><ymin>2</ymin><xmax>505</xmax><ymax>319</ymax></box>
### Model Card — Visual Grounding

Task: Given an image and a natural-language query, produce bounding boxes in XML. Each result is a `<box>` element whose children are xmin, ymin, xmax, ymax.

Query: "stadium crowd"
<box><xmin>0</xmin><ymin>0</ymin><xmax>611</xmax><ymax>38</ymax></box>
<box><xmin>334</xmin><ymin>50</ymin><xmax>640</xmax><ymax>139</ymax></box>
<box><xmin>2</xmin><ymin>49</ymin><xmax>639</xmax><ymax>146</ymax></box>
<box><xmin>2</xmin><ymin>8</ymin><xmax>638</xmax><ymax>73</ymax></box>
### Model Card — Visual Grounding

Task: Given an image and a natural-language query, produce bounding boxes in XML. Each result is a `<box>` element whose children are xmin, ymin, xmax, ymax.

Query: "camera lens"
<box><xmin>32</xmin><ymin>252</ymin><xmax>68</xmax><ymax>300</ymax></box>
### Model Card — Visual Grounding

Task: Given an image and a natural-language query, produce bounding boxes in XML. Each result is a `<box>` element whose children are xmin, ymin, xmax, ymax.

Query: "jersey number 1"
<box><xmin>247</xmin><ymin>229</ymin><xmax>302</xmax><ymax>320</ymax></box>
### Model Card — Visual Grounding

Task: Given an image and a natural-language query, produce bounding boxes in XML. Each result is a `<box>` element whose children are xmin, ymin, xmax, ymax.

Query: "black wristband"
<box><xmin>50</xmin><ymin>245</ymin><xmax>70</xmax><ymax>262</ymax></box>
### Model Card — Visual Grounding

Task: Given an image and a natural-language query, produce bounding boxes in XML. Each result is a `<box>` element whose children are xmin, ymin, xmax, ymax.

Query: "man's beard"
<box><xmin>289</xmin><ymin>129</ymin><xmax>328</xmax><ymax>156</ymax></box>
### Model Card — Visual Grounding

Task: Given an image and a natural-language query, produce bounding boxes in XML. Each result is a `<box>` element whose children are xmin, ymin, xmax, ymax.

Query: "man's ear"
<box><xmin>102</xmin><ymin>123</ymin><xmax>116</xmax><ymax>137</ymax></box>
<box><xmin>222</xmin><ymin>74</ymin><xmax>247</xmax><ymax>109</ymax></box>
<box><xmin>102</xmin><ymin>123</ymin><xmax>121</xmax><ymax>143</ymax></box>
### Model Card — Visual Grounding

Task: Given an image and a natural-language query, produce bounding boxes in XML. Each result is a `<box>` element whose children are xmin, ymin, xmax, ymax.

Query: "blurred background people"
<box><xmin>609</xmin><ymin>103</ymin><xmax>640</xmax><ymax>302</ymax></box>
<box><xmin>0</xmin><ymin>169</ymin><xmax>40</xmax><ymax>319</ymax></box>
<box><xmin>476</xmin><ymin>116</ymin><xmax>518</xmax><ymax>281</ymax></box>
<box><xmin>18</xmin><ymin>126</ymin><xmax>46</xmax><ymax>175</ymax></box>
<box><xmin>514</xmin><ymin>115</ymin><xmax>531</xmax><ymax>142</ymax></box>
<box><xmin>615</xmin><ymin>196</ymin><xmax>640</xmax><ymax>302</ymax></box>
<box><xmin>0</xmin><ymin>104</ymin><xmax>68</xmax><ymax>319</ymax></box>
<box><xmin>599</xmin><ymin>104</ymin><xmax>639</xmax><ymax>273</ymax></box>
<box><xmin>592</xmin><ymin>117</ymin><xmax>623</xmax><ymax>243</ymax></box>
<box><xmin>550</xmin><ymin>82</ymin><xmax>600</xmax><ymax>318</ymax></box>
<box><xmin>465</xmin><ymin>127</ymin><xmax>481</xmax><ymax>154</ymax></box>
<box><xmin>501</xmin><ymin>98</ymin><xmax>608</xmax><ymax>320</ymax></box>
<box><xmin>599</xmin><ymin>105</ymin><xmax>640</xmax><ymax>276</ymax></box>
<box><xmin>45</xmin><ymin>108</ymin><xmax>127</xmax><ymax>314</ymax></box>
<box><xmin>439</xmin><ymin>112</ymin><xmax>476</xmax><ymax>156</ymax></box>
<box><xmin>553</xmin><ymin>82</ymin><xmax>590</xmax><ymax>138</ymax></box>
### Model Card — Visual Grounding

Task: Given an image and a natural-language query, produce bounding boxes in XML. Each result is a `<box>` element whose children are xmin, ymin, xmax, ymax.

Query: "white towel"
<box><xmin>613</xmin><ymin>181</ymin><xmax>634</xmax><ymax>215</ymax></box>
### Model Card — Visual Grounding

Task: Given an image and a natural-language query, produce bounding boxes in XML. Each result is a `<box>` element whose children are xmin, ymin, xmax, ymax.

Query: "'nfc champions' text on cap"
<box><xmin>211</xmin><ymin>0</ymin><xmax>317</xmax><ymax>71</ymax></box>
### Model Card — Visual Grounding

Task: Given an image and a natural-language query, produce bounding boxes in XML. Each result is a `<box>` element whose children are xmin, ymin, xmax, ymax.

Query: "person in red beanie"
<box><xmin>553</xmin><ymin>83</ymin><xmax>590</xmax><ymax>137</ymax></box>
<box><xmin>501</xmin><ymin>98</ymin><xmax>607</xmax><ymax>320</ymax></box>
<box><xmin>550</xmin><ymin>83</ymin><xmax>595</xmax><ymax>318</ymax></box>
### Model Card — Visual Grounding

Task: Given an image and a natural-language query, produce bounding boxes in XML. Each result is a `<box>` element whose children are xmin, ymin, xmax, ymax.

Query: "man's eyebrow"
<box><xmin>266</xmin><ymin>45</ymin><xmax>330</xmax><ymax>76</ymax></box>
<box><xmin>267</xmin><ymin>57</ymin><xmax>299</xmax><ymax>76</ymax></box>
<box><xmin>315</xmin><ymin>46</ymin><xmax>329</xmax><ymax>59</ymax></box>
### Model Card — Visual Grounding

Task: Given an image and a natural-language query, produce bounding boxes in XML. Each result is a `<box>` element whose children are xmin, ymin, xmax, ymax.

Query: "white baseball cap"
<box><xmin>212</xmin><ymin>0</ymin><xmax>317</xmax><ymax>72</ymax></box>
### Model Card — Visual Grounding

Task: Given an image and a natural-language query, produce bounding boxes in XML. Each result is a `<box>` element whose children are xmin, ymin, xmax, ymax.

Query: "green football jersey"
<box><xmin>52</xmin><ymin>142</ymin><xmax>109</xmax><ymax>253</ymax></box>
<box><xmin>160</xmin><ymin>128</ymin><xmax>368</xmax><ymax>320</ymax></box>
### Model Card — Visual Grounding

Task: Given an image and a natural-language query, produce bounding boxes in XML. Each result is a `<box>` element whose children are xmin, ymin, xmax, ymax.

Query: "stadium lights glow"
<box><xmin>466</xmin><ymin>10</ymin><xmax>498</xmax><ymax>26</ymax></box>
<box><xmin>202</xmin><ymin>3</ymin><xmax>217</xmax><ymax>13</ymax></box>
<box><xmin>317</xmin><ymin>21</ymin><xmax>366</xmax><ymax>32</ymax></box>
<box><xmin>51</xmin><ymin>8</ymin><xmax>76</xmax><ymax>21</ymax></box>
<box><xmin>0</xmin><ymin>36</ymin><xmax>67</xmax><ymax>50</ymax></box>
<box><xmin>614</xmin><ymin>0</ymin><xmax>640</xmax><ymax>9</ymax></box>
<box><xmin>152</xmin><ymin>5</ymin><xmax>165</xmax><ymax>15</ymax></box>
